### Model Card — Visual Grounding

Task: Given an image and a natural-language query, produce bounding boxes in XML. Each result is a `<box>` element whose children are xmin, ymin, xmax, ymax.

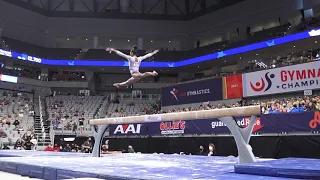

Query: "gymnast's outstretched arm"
<box><xmin>139</xmin><ymin>50</ymin><xmax>159</xmax><ymax>61</ymax></box>
<box><xmin>106</xmin><ymin>48</ymin><xmax>131</xmax><ymax>60</ymax></box>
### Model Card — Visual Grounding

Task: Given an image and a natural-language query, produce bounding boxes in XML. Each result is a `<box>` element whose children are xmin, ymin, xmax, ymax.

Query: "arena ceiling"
<box><xmin>3</xmin><ymin>0</ymin><xmax>245</xmax><ymax>20</ymax></box>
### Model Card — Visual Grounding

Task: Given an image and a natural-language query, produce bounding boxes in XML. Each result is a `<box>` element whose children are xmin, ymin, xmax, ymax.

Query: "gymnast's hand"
<box><xmin>106</xmin><ymin>48</ymin><xmax>115</xmax><ymax>53</ymax></box>
<box><xmin>153</xmin><ymin>50</ymin><xmax>159</xmax><ymax>54</ymax></box>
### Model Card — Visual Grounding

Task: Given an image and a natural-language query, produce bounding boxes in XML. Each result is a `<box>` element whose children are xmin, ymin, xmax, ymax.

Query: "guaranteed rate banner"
<box><xmin>242</xmin><ymin>61</ymin><xmax>320</xmax><ymax>97</ymax></box>
<box><xmin>109</xmin><ymin>111</ymin><xmax>320</xmax><ymax>136</ymax></box>
<box><xmin>161</xmin><ymin>78</ymin><xmax>223</xmax><ymax>106</ymax></box>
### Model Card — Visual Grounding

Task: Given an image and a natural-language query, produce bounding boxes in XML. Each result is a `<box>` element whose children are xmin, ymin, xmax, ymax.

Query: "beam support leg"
<box><xmin>217</xmin><ymin>116</ymin><xmax>257</xmax><ymax>164</ymax></box>
<box><xmin>92</xmin><ymin>124</ymin><xmax>109</xmax><ymax>157</ymax></box>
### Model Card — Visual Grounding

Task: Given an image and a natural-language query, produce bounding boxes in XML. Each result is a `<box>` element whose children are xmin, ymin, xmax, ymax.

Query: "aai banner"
<box><xmin>242</xmin><ymin>61</ymin><xmax>320</xmax><ymax>97</ymax></box>
<box><xmin>109</xmin><ymin>111</ymin><xmax>320</xmax><ymax>136</ymax></box>
<box><xmin>161</xmin><ymin>78</ymin><xmax>223</xmax><ymax>106</ymax></box>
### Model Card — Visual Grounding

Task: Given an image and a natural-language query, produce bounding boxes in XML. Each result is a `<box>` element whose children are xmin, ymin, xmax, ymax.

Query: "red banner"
<box><xmin>224</xmin><ymin>74</ymin><xmax>243</xmax><ymax>99</ymax></box>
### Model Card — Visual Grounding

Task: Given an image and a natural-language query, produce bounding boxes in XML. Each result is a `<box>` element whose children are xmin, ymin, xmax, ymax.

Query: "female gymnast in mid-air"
<box><xmin>106</xmin><ymin>45</ymin><xmax>159</xmax><ymax>88</ymax></box>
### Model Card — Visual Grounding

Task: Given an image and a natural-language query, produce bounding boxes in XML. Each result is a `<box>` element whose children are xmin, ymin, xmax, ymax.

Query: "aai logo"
<box><xmin>250</xmin><ymin>72</ymin><xmax>275</xmax><ymax>92</ymax></box>
<box><xmin>113</xmin><ymin>124</ymin><xmax>141</xmax><ymax>134</ymax></box>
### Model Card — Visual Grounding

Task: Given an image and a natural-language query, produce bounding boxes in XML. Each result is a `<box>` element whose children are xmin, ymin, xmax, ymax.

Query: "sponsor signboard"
<box><xmin>242</xmin><ymin>61</ymin><xmax>320</xmax><ymax>97</ymax></box>
<box><xmin>0</xmin><ymin>74</ymin><xmax>17</xmax><ymax>83</ymax></box>
<box><xmin>161</xmin><ymin>78</ymin><xmax>223</xmax><ymax>106</ymax></box>
<box><xmin>109</xmin><ymin>111</ymin><xmax>320</xmax><ymax>136</ymax></box>
<box><xmin>224</xmin><ymin>74</ymin><xmax>243</xmax><ymax>99</ymax></box>
<box><xmin>111</xmin><ymin>124</ymin><xmax>142</xmax><ymax>135</ymax></box>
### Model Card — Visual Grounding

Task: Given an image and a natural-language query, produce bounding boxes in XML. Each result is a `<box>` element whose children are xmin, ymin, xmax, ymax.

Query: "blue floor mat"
<box><xmin>0</xmin><ymin>151</ymin><xmax>296</xmax><ymax>180</ymax></box>
<box><xmin>235</xmin><ymin>158</ymin><xmax>320</xmax><ymax>179</ymax></box>
<box><xmin>0</xmin><ymin>152</ymin><xmax>293</xmax><ymax>180</ymax></box>
<box><xmin>0</xmin><ymin>150</ymin><xmax>89</xmax><ymax>157</ymax></box>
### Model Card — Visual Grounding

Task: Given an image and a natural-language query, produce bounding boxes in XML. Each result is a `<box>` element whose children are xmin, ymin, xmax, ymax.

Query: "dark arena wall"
<box><xmin>55</xmin><ymin>135</ymin><xmax>320</xmax><ymax>159</ymax></box>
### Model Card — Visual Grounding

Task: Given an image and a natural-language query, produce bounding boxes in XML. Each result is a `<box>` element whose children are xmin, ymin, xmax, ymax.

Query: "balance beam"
<box><xmin>90</xmin><ymin>106</ymin><xmax>260</xmax><ymax>125</ymax></box>
<box><xmin>91</xmin><ymin>105</ymin><xmax>261</xmax><ymax>164</ymax></box>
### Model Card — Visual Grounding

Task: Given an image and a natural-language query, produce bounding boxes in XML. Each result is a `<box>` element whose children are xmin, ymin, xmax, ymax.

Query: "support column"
<box><xmin>238</xmin><ymin>26</ymin><xmax>248</xmax><ymax>40</ymax></box>
<box><xmin>41</xmin><ymin>68</ymin><xmax>49</xmax><ymax>77</ymax></box>
<box><xmin>137</xmin><ymin>37</ymin><xmax>144</xmax><ymax>50</ymax></box>
<box><xmin>303</xmin><ymin>0</ymin><xmax>313</xmax><ymax>10</ymax></box>
<box><xmin>44</xmin><ymin>30</ymin><xmax>56</xmax><ymax>48</ymax></box>
<box><xmin>4</xmin><ymin>59</ymin><xmax>13</xmax><ymax>69</ymax></box>
<box><xmin>180</xmin><ymin>37</ymin><xmax>194</xmax><ymax>50</ymax></box>
<box><xmin>120</xmin><ymin>0</ymin><xmax>130</xmax><ymax>13</ymax></box>
<box><xmin>93</xmin><ymin>36</ymin><xmax>99</xmax><ymax>49</ymax></box>
<box><xmin>41</xmin><ymin>68</ymin><xmax>49</xmax><ymax>81</ymax></box>
<box><xmin>0</xmin><ymin>27</ymin><xmax>2</xmax><ymax>38</ymax></box>
<box><xmin>304</xmin><ymin>9</ymin><xmax>314</xmax><ymax>19</ymax></box>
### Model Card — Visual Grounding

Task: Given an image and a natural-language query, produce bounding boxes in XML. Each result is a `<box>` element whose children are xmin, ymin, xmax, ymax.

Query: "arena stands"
<box><xmin>106</xmin><ymin>99</ymin><xmax>158</xmax><ymax>117</ymax></box>
<box><xmin>51</xmin><ymin>73</ymin><xmax>87</xmax><ymax>82</ymax></box>
<box><xmin>158</xmin><ymin>95</ymin><xmax>320</xmax><ymax>115</ymax></box>
<box><xmin>0</xmin><ymin>90</ymin><xmax>35</xmax><ymax>148</ymax></box>
<box><xmin>46</xmin><ymin>95</ymin><xmax>105</xmax><ymax>135</ymax></box>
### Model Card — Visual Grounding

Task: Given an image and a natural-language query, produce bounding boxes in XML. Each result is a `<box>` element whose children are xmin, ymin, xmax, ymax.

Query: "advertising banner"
<box><xmin>223</xmin><ymin>74</ymin><xmax>243</xmax><ymax>99</ymax></box>
<box><xmin>109</xmin><ymin>111</ymin><xmax>320</xmax><ymax>136</ymax></box>
<box><xmin>242</xmin><ymin>61</ymin><xmax>320</xmax><ymax>97</ymax></box>
<box><xmin>0</xmin><ymin>74</ymin><xmax>18</xmax><ymax>83</ymax></box>
<box><xmin>161</xmin><ymin>78</ymin><xmax>223</xmax><ymax>106</ymax></box>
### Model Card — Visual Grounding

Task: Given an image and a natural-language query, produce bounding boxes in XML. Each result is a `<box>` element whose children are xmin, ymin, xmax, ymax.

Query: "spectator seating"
<box><xmin>158</xmin><ymin>95</ymin><xmax>320</xmax><ymax>115</ymax></box>
<box><xmin>0</xmin><ymin>90</ymin><xmax>34</xmax><ymax>146</ymax></box>
<box><xmin>46</xmin><ymin>95</ymin><xmax>104</xmax><ymax>135</ymax></box>
<box><xmin>106</xmin><ymin>99</ymin><xmax>157</xmax><ymax>117</ymax></box>
<box><xmin>51</xmin><ymin>73</ymin><xmax>86</xmax><ymax>82</ymax></box>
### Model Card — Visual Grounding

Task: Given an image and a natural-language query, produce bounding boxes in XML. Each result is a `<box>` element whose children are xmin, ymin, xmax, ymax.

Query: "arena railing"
<box><xmin>38</xmin><ymin>95</ymin><xmax>46</xmax><ymax>146</ymax></box>
<box><xmin>110</xmin><ymin>93</ymin><xmax>160</xmax><ymax>100</ymax></box>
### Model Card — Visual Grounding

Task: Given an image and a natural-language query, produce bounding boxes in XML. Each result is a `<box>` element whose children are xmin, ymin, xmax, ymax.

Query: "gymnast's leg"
<box><xmin>140</xmin><ymin>71</ymin><xmax>158</xmax><ymax>78</ymax></box>
<box><xmin>113</xmin><ymin>77</ymin><xmax>140</xmax><ymax>88</ymax></box>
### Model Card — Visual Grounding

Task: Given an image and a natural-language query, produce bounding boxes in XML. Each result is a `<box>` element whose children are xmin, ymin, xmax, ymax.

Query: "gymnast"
<box><xmin>106</xmin><ymin>45</ymin><xmax>159</xmax><ymax>88</ymax></box>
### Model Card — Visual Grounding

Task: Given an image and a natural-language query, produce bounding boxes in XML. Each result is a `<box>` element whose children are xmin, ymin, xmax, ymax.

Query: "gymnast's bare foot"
<box><xmin>152</xmin><ymin>71</ymin><xmax>158</xmax><ymax>76</ymax></box>
<box><xmin>113</xmin><ymin>83</ymin><xmax>120</xmax><ymax>88</ymax></box>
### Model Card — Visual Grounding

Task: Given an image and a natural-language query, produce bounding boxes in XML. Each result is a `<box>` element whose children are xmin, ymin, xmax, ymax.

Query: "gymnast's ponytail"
<box><xmin>131</xmin><ymin>45</ymin><xmax>138</xmax><ymax>56</ymax></box>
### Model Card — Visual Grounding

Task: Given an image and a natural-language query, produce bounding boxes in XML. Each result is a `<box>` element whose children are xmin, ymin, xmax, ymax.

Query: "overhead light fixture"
<box><xmin>293</xmin><ymin>45</ymin><xmax>296</xmax><ymax>48</ymax></box>
<box><xmin>109</xmin><ymin>39</ymin><xmax>112</xmax><ymax>42</ymax></box>
<box><xmin>151</xmin><ymin>40</ymin><xmax>153</xmax><ymax>43</ymax></box>
<box><xmin>169</xmin><ymin>41</ymin><xmax>171</xmax><ymax>43</ymax></box>
<box><xmin>86</xmin><ymin>38</ymin><xmax>88</xmax><ymax>41</ymax></box>
<box><xmin>67</xmin><ymin>38</ymin><xmax>70</xmax><ymax>40</ymax></box>
<box><xmin>256</xmin><ymin>53</ymin><xmax>258</xmax><ymax>56</ymax></box>
<box><xmin>128</xmin><ymin>40</ymin><xmax>130</xmax><ymax>42</ymax></box>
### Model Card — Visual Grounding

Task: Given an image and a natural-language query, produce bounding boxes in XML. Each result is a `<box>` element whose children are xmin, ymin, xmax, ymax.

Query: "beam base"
<box><xmin>218</xmin><ymin>116</ymin><xmax>256</xmax><ymax>164</ymax></box>
<box><xmin>92</xmin><ymin>124</ymin><xmax>109</xmax><ymax>157</ymax></box>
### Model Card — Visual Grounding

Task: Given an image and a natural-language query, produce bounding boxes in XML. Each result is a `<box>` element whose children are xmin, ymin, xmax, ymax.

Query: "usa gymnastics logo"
<box><xmin>170</xmin><ymin>88</ymin><xmax>179</xmax><ymax>101</ymax></box>
<box><xmin>250</xmin><ymin>72</ymin><xmax>275</xmax><ymax>92</ymax></box>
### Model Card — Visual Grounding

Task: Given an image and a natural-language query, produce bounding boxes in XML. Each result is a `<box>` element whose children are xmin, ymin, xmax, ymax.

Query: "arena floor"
<box><xmin>0</xmin><ymin>150</ymin><xmax>317</xmax><ymax>180</ymax></box>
